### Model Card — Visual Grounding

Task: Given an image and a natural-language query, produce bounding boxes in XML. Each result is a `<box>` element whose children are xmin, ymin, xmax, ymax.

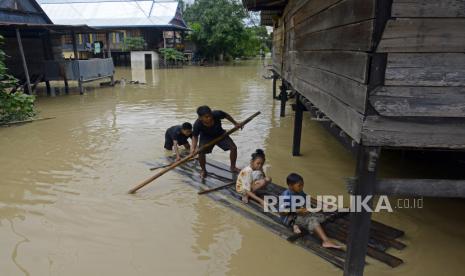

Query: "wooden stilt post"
<box><xmin>279</xmin><ymin>82</ymin><xmax>287</xmax><ymax>117</ymax></box>
<box><xmin>105</xmin><ymin>32</ymin><xmax>115</xmax><ymax>85</ymax></box>
<box><xmin>15</xmin><ymin>28</ymin><xmax>32</xmax><ymax>94</ymax></box>
<box><xmin>173</xmin><ymin>30</ymin><xmax>176</xmax><ymax>48</ymax></box>
<box><xmin>71</xmin><ymin>31</ymin><xmax>78</xmax><ymax>60</ymax></box>
<box><xmin>343</xmin><ymin>146</ymin><xmax>381</xmax><ymax>276</ymax></box>
<box><xmin>106</xmin><ymin>32</ymin><xmax>112</xmax><ymax>59</ymax></box>
<box><xmin>78</xmin><ymin>79</ymin><xmax>83</xmax><ymax>94</ymax></box>
<box><xmin>45</xmin><ymin>81</ymin><xmax>51</xmax><ymax>95</ymax></box>
<box><xmin>292</xmin><ymin>94</ymin><xmax>304</xmax><ymax>156</ymax></box>
<box><xmin>272</xmin><ymin>73</ymin><xmax>277</xmax><ymax>99</ymax></box>
<box><xmin>64</xmin><ymin>77</ymin><xmax>69</xmax><ymax>94</ymax></box>
<box><xmin>71</xmin><ymin>31</ymin><xmax>83</xmax><ymax>94</ymax></box>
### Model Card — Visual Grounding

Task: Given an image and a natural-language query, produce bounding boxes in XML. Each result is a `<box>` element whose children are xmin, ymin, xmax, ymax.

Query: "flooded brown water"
<box><xmin>1</xmin><ymin>61</ymin><xmax>465</xmax><ymax>276</ymax></box>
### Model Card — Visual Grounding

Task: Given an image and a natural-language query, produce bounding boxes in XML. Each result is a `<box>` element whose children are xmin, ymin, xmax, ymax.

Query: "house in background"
<box><xmin>37</xmin><ymin>0</ymin><xmax>189</xmax><ymax>65</ymax></box>
<box><xmin>0</xmin><ymin>0</ymin><xmax>115</xmax><ymax>95</ymax></box>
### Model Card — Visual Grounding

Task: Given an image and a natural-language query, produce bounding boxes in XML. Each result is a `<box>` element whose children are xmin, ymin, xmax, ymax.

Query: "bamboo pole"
<box><xmin>0</xmin><ymin>117</ymin><xmax>56</xmax><ymax>127</ymax></box>
<box><xmin>198</xmin><ymin>182</ymin><xmax>235</xmax><ymax>195</ymax></box>
<box><xmin>15</xmin><ymin>28</ymin><xmax>31</xmax><ymax>94</ymax></box>
<box><xmin>128</xmin><ymin>111</ymin><xmax>261</xmax><ymax>194</ymax></box>
<box><xmin>149</xmin><ymin>156</ymin><xmax>197</xmax><ymax>171</ymax></box>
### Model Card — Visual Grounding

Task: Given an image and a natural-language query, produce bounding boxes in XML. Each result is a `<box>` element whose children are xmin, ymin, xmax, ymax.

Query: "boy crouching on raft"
<box><xmin>280</xmin><ymin>173</ymin><xmax>341</xmax><ymax>249</ymax></box>
<box><xmin>236</xmin><ymin>149</ymin><xmax>272</xmax><ymax>205</ymax></box>
<box><xmin>164</xmin><ymin>122</ymin><xmax>193</xmax><ymax>161</ymax></box>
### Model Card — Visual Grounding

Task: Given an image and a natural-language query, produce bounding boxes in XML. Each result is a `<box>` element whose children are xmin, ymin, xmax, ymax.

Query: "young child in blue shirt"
<box><xmin>280</xmin><ymin>173</ymin><xmax>341</xmax><ymax>249</ymax></box>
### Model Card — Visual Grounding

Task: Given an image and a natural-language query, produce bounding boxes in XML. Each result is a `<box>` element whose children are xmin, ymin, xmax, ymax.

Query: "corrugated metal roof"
<box><xmin>37</xmin><ymin>0</ymin><xmax>186</xmax><ymax>28</ymax></box>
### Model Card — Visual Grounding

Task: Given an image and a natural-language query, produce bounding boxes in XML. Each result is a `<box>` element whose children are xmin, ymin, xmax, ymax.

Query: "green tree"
<box><xmin>185</xmin><ymin>0</ymin><xmax>251</xmax><ymax>61</ymax></box>
<box><xmin>231</xmin><ymin>26</ymin><xmax>270</xmax><ymax>58</ymax></box>
<box><xmin>0</xmin><ymin>35</ymin><xmax>35</xmax><ymax>123</ymax></box>
<box><xmin>123</xmin><ymin>36</ymin><xmax>145</xmax><ymax>51</ymax></box>
<box><xmin>159</xmin><ymin>48</ymin><xmax>186</xmax><ymax>64</ymax></box>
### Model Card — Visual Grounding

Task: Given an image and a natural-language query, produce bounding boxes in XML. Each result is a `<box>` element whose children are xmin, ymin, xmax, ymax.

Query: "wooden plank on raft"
<box><xmin>361</xmin><ymin>116</ymin><xmax>465</xmax><ymax>149</ymax></box>
<box><xmin>347</xmin><ymin>178</ymin><xmax>465</xmax><ymax>198</ymax></box>
<box><xmin>377</xmin><ymin>19</ymin><xmax>465</xmax><ymax>52</ymax></box>
<box><xmin>173</xmin><ymin>161</ymin><xmax>347</xmax><ymax>269</ymax></box>
<box><xmin>184</xmin><ymin>158</ymin><xmax>407</xmax><ymax>267</ymax></box>
<box><xmin>370</xmin><ymin>86</ymin><xmax>465</xmax><ymax>118</ymax></box>
<box><xmin>296</xmin><ymin>20</ymin><xmax>374</xmax><ymax>51</ymax></box>
<box><xmin>392</xmin><ymin>0</ymin><xmax>465</xmax><ymax>17</ymax></box>
<box><xmin>294</xmin><ymin>64</ymin><xmax>368</xmax><ymax>113</ymax></box>
<box><xmin>291</xmin><ymin>77</ymin><xmax>364</xmax><ymax>142</ymax></box>
<box><xmin>294</xmin><ymin>0</ymin><xmax>375</xmax><ymax>38</ymax></box>
<box><xmin>385</xmin><ymin>53</ymin><xmax>465</xmax><ymax>87</ymax></box>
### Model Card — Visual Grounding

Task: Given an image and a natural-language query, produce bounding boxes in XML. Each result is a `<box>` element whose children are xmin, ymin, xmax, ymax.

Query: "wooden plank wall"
<box><xmin>373</xmin><ymin>0</ymin><xmax>465</xmax><ymax>118</ymax></box>
<box><xmin>270</xmin><ymin>0</ymin><xmax>465</xmax><ymax>148</ymax></box>
<box><xmin>363</xmin><ymin>0</ymin><xmax>465</xmax><ymax>148</ymax></box>
<box><xmin>272</xmin><ymin>19</ymin><xmax>284</xmax><ymax>74</ymax></box>
<box><xmin>273</xmin><ymin>0</ymin><xmax>377</xmax><ymax>142</ymax></box>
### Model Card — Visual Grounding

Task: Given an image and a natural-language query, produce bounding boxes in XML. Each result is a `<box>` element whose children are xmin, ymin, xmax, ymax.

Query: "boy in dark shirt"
<box><xmin>164</xmin><ymin>122</ymin><xmax>193</xmax><ymax>161</ymax></box>
<box><xmin>190</xmin><ymin>105</ymin><xmax>241</xmax><ymax>178</ymax></box>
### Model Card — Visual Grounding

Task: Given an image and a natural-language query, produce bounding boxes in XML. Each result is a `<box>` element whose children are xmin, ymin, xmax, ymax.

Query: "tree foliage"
<box><xmin>159</xmin><ymin>48</ymin><xmax>186</xmax><ymax>62</ymax></box>
<box><xmin>184</xmin><ymin>0</ymin><xmax>269</xmax><ymax>61</ymax></box>
<box><xmin>123</xmin><ymin>36</ymin><xmax>145</xmax><ymax>51</ymax></box>
<box><xmin>0</xmin><ymin>35</ymin><xmax>35</xmax><ymax>123</ymax></box>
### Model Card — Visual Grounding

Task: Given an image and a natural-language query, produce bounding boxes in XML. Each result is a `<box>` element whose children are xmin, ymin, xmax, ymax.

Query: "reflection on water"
<box><xmin>0</xmin><ymin>60</ymin><xmax>464</xmax><ymax>275</ymax></box>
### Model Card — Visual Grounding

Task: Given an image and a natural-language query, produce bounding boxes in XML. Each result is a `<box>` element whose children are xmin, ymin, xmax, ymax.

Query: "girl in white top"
<box><xmin>236</xmin><ymin>149</ymin><xmax>272</xmax><ymax>204</ymax></box>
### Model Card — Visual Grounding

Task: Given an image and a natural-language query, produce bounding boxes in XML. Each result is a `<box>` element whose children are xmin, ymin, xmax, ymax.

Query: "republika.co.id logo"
<box><xmin>263</xmin><ymin>195</ymin><xmax>423</xmax><ymax>213</ymax></box>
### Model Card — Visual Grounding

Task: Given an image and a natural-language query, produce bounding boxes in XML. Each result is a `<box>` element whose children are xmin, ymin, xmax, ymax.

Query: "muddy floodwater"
<box><xmin>1</xmin><ymin>61</ymin><xmax>465</xmax><ymax>276</ymax></box>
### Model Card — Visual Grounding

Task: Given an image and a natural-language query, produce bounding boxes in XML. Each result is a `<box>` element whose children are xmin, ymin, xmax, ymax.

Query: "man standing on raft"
<box><xmin>191</xmin><ymin>106</ymin><xmax>242</xmax><ymax>178</ymax></box>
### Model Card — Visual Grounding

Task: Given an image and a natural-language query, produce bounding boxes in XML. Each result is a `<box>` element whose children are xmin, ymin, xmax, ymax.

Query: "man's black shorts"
<box><xmin>200</xmin><ymin>135</ymin><xmax>234</xmax><ymax>154</ymax></box>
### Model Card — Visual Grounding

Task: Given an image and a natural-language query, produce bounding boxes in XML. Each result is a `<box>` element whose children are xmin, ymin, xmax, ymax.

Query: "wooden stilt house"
<box><xmin>0</xmin><ymin>0</ymin><xmax>115</xmax><ymax>95</ymax></box>
<box><xmin>243</xmin><ymin>0</ymin><xmax>465</xmax><ymax>275</ymax></box>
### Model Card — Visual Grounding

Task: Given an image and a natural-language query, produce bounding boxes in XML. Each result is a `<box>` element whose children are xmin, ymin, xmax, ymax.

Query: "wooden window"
<box><xmin>96</xmin><ymin>33</ymin><xmax>106</xmax><ymax>42</ymax></box>
<box><xmin>63</xmin><ymin>34</ymin><xmax>73</xmax><ymax>44</ymax></box>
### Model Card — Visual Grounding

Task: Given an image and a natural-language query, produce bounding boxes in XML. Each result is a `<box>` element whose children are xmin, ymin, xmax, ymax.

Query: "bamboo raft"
<box><xmin>153</xmin><ymin>157</ymin><xmax>406</xmax><ymax>269</ymax></box>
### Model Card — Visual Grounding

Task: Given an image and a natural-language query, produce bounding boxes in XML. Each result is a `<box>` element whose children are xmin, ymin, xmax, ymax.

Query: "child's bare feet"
<box><xmin>293</xmin><ymin>225</ymin><xmax>302</xmax><ymax>234</ymax></box>
<box><xmin>200</xmin><ymin>170</ymin><xmax>208</xmax><ymax>179</ymax></box>
<box><xmin>242</xmin><ymin>194</ymin><xmax>249</xmax><ymax>204</ymax></box>
<box><xmin>230</xmin><ymin>167</ymin><xmax>241</xmax><ymax>173</ymax></box>
<box><xmin>322</xmin><ymin>239</ymin><xmax>342</xmax><ymax>249</ymax></box>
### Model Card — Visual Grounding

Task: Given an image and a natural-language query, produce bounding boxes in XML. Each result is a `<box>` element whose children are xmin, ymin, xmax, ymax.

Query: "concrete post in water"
<box><xmin>15</xmin><ymin>28</ymin><xmax>32</xmax><ymax>94</ymax></box>
<box><xmin>344</xmin><ymin>146</ymin><xmax>381</xmax><ymax>276</ymax></box>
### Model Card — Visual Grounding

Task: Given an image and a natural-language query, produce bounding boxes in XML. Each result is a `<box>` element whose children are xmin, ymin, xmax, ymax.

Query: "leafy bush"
<box><xmin>0</xmin><ymin>92</ymin><xmax>36</xmax><ymax>123</ymax></box>
<box><xmin>0</xmin><ymin>35</ymin><xmax>35</xmax><ymax>123</ymax></box>
<box><xmin>123</xmin><ymin>36</ymin><xmax>145</xmax><ymax>51</ymax></box>
<box><xmin>159</xmin><ymin>48</ymin><xmax>185</xmax><ymax>62</ymax></box>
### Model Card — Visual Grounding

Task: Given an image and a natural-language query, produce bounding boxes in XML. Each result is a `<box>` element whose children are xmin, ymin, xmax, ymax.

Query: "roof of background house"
<box><xmin>37</xmin><ymin>0</ymin><xmax>188</xmax><ymax>29</ymax></box>
<box><xmin>0</xmin><ymin>0</ymin><xmax>53</xmax><ymax>24</ymax></box>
